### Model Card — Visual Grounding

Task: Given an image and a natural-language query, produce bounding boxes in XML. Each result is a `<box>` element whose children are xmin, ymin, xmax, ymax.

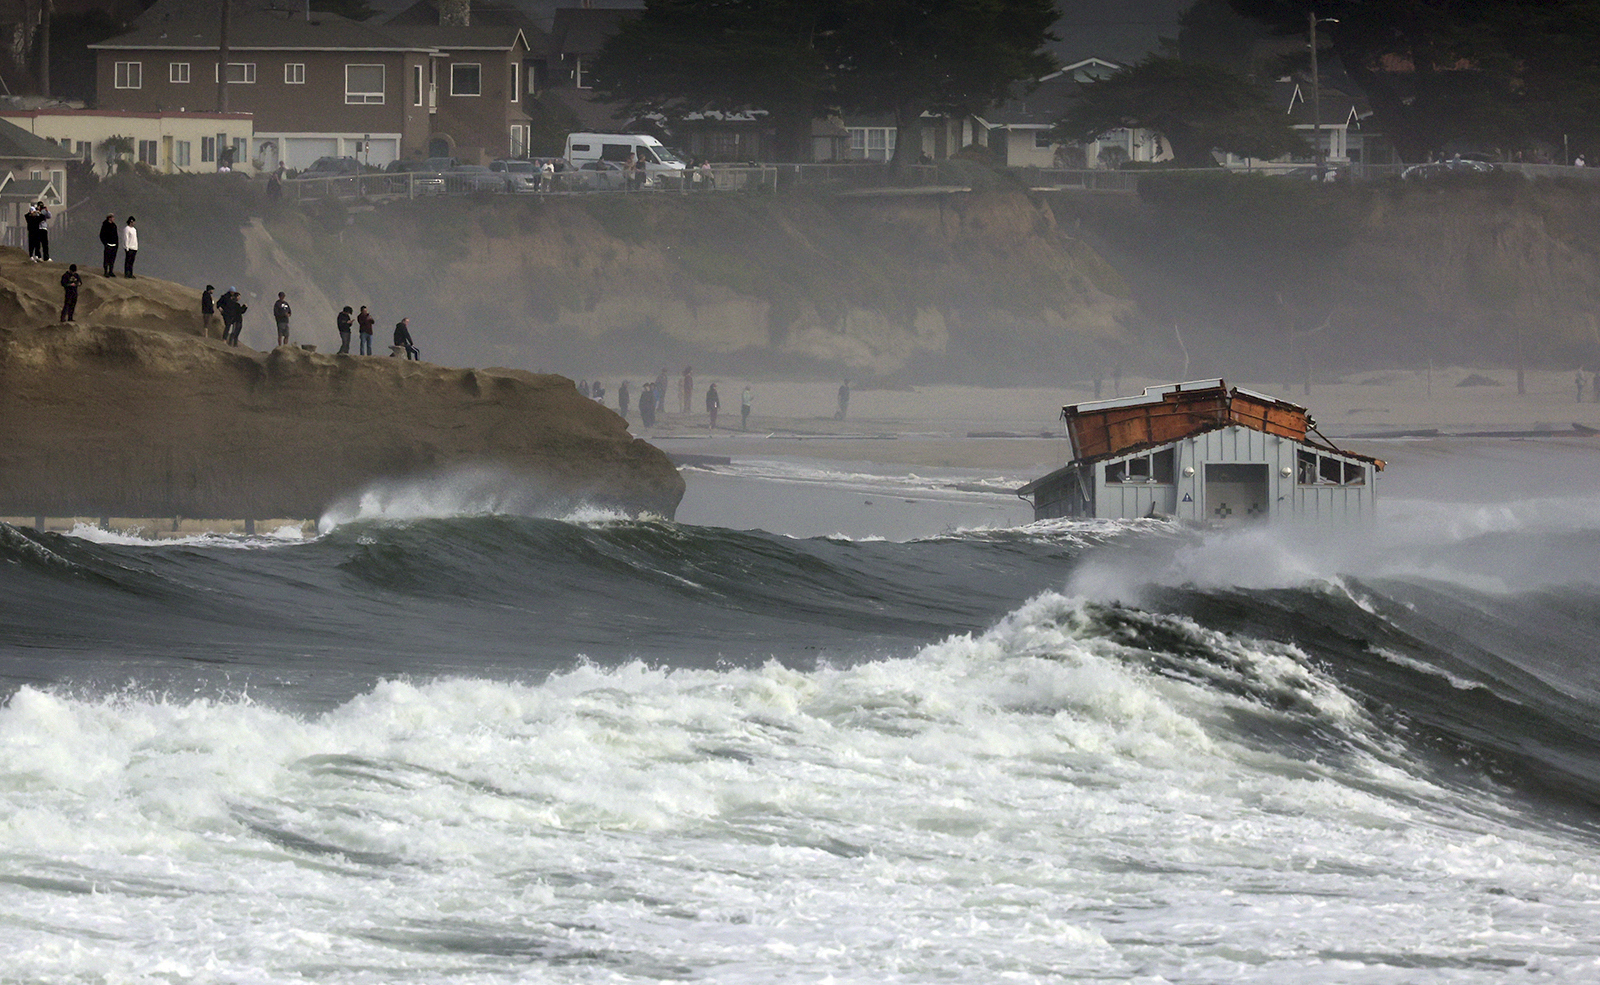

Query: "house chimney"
<box><xmin>440</xmin><ymin>0</ymin><xmax>469</xmax><ymax>26</ymax></box>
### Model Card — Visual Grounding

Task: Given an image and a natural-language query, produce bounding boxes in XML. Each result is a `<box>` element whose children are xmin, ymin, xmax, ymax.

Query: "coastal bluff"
<box><xmin>0</xmin><ymin>251</ymin><xmax>684</xmax><ymax>522</ymax></box>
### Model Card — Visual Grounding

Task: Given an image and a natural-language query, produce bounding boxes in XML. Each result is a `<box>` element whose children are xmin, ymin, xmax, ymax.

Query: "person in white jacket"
<box><xmin>122</xmin><ymin>217</ymin><xmax>139</xmax><ymax>278</ymax></box>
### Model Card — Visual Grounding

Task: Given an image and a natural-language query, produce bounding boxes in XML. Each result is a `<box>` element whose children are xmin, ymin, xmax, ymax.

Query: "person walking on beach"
<box><xmin>36</xmin><ymin>202</ymin><xmax>50</xmax><ymax>262</ymax></box>
<box><xmin>655</xmin><ymin>367</ymin><xmax>668</xmax><ymax>415</ymax></box>
<box><xmin>639</xmin><ymin>382</ymin><xmax>656</xmax><ymax>427</ymax></box>
<box><xmin>741</xmin><ymin>384</ymin><xmax>753</xmax><ymax>430</ymax></box>
<box><xmin>272</xmin><ymin>292</ymin><xmax>292</xmax><ymax>347</ymax></box>
<box><xmin>122</xmin><ymin>217</ymin><xmax>139</xmax><ymax>278</ymax></box>
<box><xmin>100</xmin><ymin>214</ymin><xmax>119</xmax><ymax>276</ymax></box>
<box><xmin>618</xmin><ymin>380</ymin><xmax>631</xmax><ymax>420</ymax></box>
<box><xmin>200</xmin><ymin>285</ymin><xmax>216</xmax><ymax>337</ymax></box>
<box><xmin>24</xmin><ymin>203</ymin><xmax>41</xmax><ymax>261</ymax></box>
<box><xmin>705</xmin><ymin>382</ymin><xmax>720</xmax><ymax>429</ymax></box>
<box><xmin>59</xmin><ymin>264</ymin><xmax>81</xmax><ymax>322</ymax></box>
<box><xmin>836</xmin><ymin>379</ymin><xmax>850</xmax><ymax>420</ymax></box>
<box><xmin>393</xmin><ymin>317</ymin><xmax>419</xmax><ymax>360</ymax></box>
<box><xmin>336</xmin><ymin>306</ymin><xmax>353</xmax><ymax>354</ymax></box>
<box><xmin>680</xmin><ymin>366</ymin><xmax>693</xmax><ymax>414</ymax></box>
<box><xmin>357</xmin><ymin>305</ymin><xmax>374</xmax><ymax>355</ymax></box>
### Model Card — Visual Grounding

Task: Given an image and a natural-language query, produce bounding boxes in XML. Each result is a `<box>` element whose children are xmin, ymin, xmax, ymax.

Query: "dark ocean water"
<box><xmin>3</xmin><ymin>452</ymin><xmax>1600</xmax><ymax>982</ymax></box>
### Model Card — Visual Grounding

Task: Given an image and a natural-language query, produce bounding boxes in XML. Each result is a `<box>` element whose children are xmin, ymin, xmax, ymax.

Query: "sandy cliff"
<box><xmin>0</xmin><ymin>251</ymin><xmax>684</xmax><ymax>521</ymax></box>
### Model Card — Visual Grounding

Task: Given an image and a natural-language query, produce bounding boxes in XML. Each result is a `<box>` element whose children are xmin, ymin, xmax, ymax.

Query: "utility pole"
<box><xmin>218</xmin><ymin>0</ymin><xmax>230</xmax><ymax>113</ymax></box>
<box><xmin>1309</xmin><ymin>12</ymin><xmax>1338</xmax><ymax>178</ymax></box>
<box><xmin>38</xmin><ymin>0</ymin><xmax>50</xmax><ymax>97</ymax></box>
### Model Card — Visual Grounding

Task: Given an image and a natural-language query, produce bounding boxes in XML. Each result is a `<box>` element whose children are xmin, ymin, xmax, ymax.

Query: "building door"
<box><xmin>1204</xmin><ymin>463</ymin><xmax>1269</xmax><ymax>521</ymax></box>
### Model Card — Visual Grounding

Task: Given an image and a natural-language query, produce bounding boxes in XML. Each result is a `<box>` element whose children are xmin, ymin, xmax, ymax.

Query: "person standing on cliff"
<box><xmin>100</xmin><ymin>214</ymin><xmax>119</xmax><ymax>276</ymax></box>
<box><xmin>272</xmin><ymin>292</ymin><xmax>292</xmax><ymax>347</ymax></box>
<box><xmin>220</xmin><ymin>288</ymin><xmax>246</xmax><ymax>346</ymax></box>
<box><xmin>639</xmin><ymin>382</ymin><xmax>655</xmax><ymax>427</ymax></box>
<box><xmin>200</xmin><ymin>285</ymin><xmax>216</xmax><ymax>337</ymax></box>
<box><xmin>393</xmin><ymin>317</ymin><xmax>419</xmax><ymax>360</ymax></box>
<box><xmin>336</xmin><ymin>305</ymin><xmax>353</xmax><ymax>354</ymax></box>
<box><xmin>741</xmin><ymin>384</ymin><xmax>753</xmax><ymax>430</ymax></box>
<box><xmin>357</xmin><ymin>305</ymin><xmax>374</xmax><ymax>355</ymax></box>
<box><xmin>122</xmin><ymin>217</ymin><xmax>139</xmax><ymax>278</ymax></box>
<box><xmin>24</xmin><ymin>204</ymin><xmax>41</xmax><ymax>261</ymax></box>
<box><xmin>36</xmin><ymin>202</ymin><xmax>51</xmax><ymax>262</ymax></box>
<box><xmin>705</xmin><ymin>382</ymin><xmax>720</xmax><ymax>429</ymax></box>
<box><xmin>59</xmin><ymin>264</ymin><xmax>81</xmax><ymax>322</ymax></box>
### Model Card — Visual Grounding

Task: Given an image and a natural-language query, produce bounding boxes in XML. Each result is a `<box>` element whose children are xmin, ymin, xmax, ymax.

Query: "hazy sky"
<box><xmin>1052</xmin><ymin>0</ymin><xmax>1189</xmax><ymax>64</ymax></box>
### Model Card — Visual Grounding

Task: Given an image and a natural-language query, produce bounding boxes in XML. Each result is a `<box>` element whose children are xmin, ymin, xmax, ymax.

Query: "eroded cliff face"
<box><xmin>246</xmin><ymin>188</ymin><xmax>1138</xmax><ymax>381</ymax></box>
<box><xmin>0</xmin><ymin>252</ymin><xmax>684</xmax><ymax>520</ymax></box>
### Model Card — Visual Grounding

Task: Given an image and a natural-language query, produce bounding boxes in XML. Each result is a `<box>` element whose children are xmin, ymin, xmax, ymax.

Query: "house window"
<box><xmin>215</xmin><ymin>62</ymin><xmax>256</xmax><ymax>83</ymax></box>
<box><xmin>509</xmin><ymin>61</ymin><xmax>518</xmax><ymax>102</ymax></box>
<box><xmin>848</xmin><ymin>127</ymin><xmax>895</xmax><ymax>162</ymax></box>
<box><xmin>170</xmin><ymin>62</ymin><xmax>190</xmax><ymax>84</ymax></box>
<box><xmin>201</xmin><ymin>135</ymin><xmax>216</xmax><ymax>163</ymax></box>
<box><xmin>412</xmin><ymin>64</ymin><xmax>423</xmax><ymax>105</ymax></box>
<box><xmin>285</xmin><ymin>62</ymin><xmax>305</xmax><ymax>84</ymax></box>
<box><xmin>114</xmin><ymin>61</ymin><xmax>142</xmax><ymax>89</ymax></box>
<box><xmin>1297</xmin><ymin>450</ymin><xmax>1367</xmax><ymax>485</ymax></box>
<box><xmin>1106</xmin><ymin>449</ymin><xmax>1176</xmax><ymax>484</ymax></box>
<box><xmin>346</xmin><ymin>64</ymin><xmax>384</xmax><ymax>103</ymax></box>
<box><xmin>450</xmin><ymin>62</ymin><xmax>481</xmax><ymax>96</ymax></box>
<box><xmin>232</xmin><ymin>137</ymin><xmax>247</xmax><ymax>163</ymax></box>
<box><xmin>509</xmin><ymin>124</ymin><xmax>530</xmax><ymax>157</ymax></box>
<box><xmin>138</xmin><ymin>139</ymin><xmax>158</xmax><ymax>165</ymax></box>
<box><xmin>75</xmin><ymin>141</ymin><xmax>91</xmax><ymax>162</ymax></box>
<box><xmin>1034</xmin><ymin>131</ymin><xmax>1053</xmax><ymax>149</ymax></box>
<box><xmin>174</xmin><ymin>140</ymin><xmax>191</xmax><ymax>167</ymax></box>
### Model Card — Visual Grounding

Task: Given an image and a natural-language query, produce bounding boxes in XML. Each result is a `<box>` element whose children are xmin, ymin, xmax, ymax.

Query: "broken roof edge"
<box><xmin>1052</xmin><ymin>421</ymin><xmax>1388</xmax><ymax>471</ymax></box>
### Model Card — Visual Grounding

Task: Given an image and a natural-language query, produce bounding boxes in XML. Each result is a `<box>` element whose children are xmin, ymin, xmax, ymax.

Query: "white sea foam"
<box><xmin>317</xmin><ymin>467</ymin><xmax>635</xmax><ymax>533</ymax></box>
<box><xmin>62</xmin><ymin>522</ymin><xmax>308</xmax><ymax>549</ymax></box>
<box><xmin>2</xmin><ymin>593</ymin><xmax>1595</xmax><ymax>983</ymax></box>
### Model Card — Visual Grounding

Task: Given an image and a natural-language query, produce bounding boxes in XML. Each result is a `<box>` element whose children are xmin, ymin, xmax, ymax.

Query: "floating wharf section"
<box><xmin>1017</xmin><ymin>379</ymin><xmax>1386</xmax><ymax>523</ymax></box>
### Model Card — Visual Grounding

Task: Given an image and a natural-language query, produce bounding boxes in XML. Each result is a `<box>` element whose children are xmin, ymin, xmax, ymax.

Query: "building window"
<box><xmin>215</xmin><ymin>62</ymin><xmax>256</xmax><ymax>83</ymax></box>
<box><xmin>138</xmin><ymin>139</ymin><xmax>158</xmax><ymax>165</ymax></box>
<box><xmin>174</xmin><ymin>140</ymin><xmax>191</xmax><ymax>167</ymax></box>
<box><xmin>114</xmin><ymin>61</ymin><xmax>142</xmax><ymax>89</ymax></box>
<box><xmin>450</xmin><ymin>62</ymin><xmax>481</xmax><ymax>96</ymax></box>
<box><xmin>232</xmin><ymin>137</ymin><xmax>247</xmax><ymax>163</ymax></box>
<box><xmin>201</xmin><ymin>135</ymin><xmax>216</xmax><ymax>163</ymax></box>
<box><xmin>509</xmin><ymin>124</ymin><xmax>530</xmax><ymax>157</ymax></box>
<box><xmin>75</xmin><ymin>141</ymin><xmax>92</xmax><ymax>162</ymax></box>
<box><xmin>848</xmin><ymin>127</ymin><xmax>895</xmax><ymax>162</ymax></box>
<box><xmin>412</xmin><ymin>64</ymin><xmax>423</xmax><ymax>105</ymax></box>
<box><xmin>509</xmin><ymin>61</ymin><xmax>518</xmax><ymax>102</ymax></box>
<box><xmin>1297</xmin><ymin>450</ymin><xmax>1367</xmax><ymax>485</ymax></box>
<box><xmin>346</xmin><ymin>64</ymin><xmax>385</xmax><ymax>103</ymax></box>
<box><xmin>285</xmin><ymin>62</ymin><xmax>305</xmax><ymax>84</ymax></box>
<box><xmin>170</xmin><ymin>62</ymin><xmax>190</xmax><ymax>84</ymax></box>
<box><xmin>1034</xmin><ymin>130</ymin><xmax>1053</xmax><ymax>149</ymax></box>
<box><xmin>1106</xmin><ymin>448</ymin><xmax>1175</xmax><ymax>484</ymax></box>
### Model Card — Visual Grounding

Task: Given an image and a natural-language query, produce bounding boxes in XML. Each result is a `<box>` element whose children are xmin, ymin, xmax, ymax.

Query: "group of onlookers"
<box><xmin>589</xmin><ymin>366</ymin><xmax>757</xmax><ymax>431</ymax></box>
<box><xmin>198</xmin><ymin>286</ymin><xmax>417</xmax><ymax>359</ymax></box>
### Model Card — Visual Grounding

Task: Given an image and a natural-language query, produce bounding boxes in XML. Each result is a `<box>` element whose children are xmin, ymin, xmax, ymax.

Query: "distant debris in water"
<box><xmin>1456</xmin><ymin>373</ymin><xmax>1502</xmax><ymax>387</ymax></box>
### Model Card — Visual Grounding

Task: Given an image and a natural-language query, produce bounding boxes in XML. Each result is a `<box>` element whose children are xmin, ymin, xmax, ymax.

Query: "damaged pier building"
<box><xmin>1018</xmin><ymin>380</ymin><xmax>1385</xmax><ymax>523</ymax></box>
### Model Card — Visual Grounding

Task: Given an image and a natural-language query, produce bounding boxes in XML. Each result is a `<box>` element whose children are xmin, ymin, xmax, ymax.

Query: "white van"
<box><xmin>564</xmin><ymin>132</ymin><xmax>686</xmax><ymax>188</ymax></box>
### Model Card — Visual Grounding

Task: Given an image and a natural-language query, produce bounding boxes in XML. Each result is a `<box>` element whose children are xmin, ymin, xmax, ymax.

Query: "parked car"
<box><xmin>445</xmin><ymin>165</ymin><xmax>508</xmax><ymax>193</ymax></box>
<box><xmin>489</xmin><ymin>159</ymin><xmax>541</xmax><ymax>192</ymax></box>
<box><xmin>1401</xmin><ymin>159</ymin><xmax>1497</xmax><ymax>180</ymax></box>
<box><xmin>572</xmin><ymin>159</ymin><xmax>633</xmax><ymax>191</ymax></box>
<box><xmin>296</xmin><ymin>156</ymin><xmax>362</xmax><ymax>180</ymax></box>
<box><xmin>385</xmin><ymin>159</ymin><xmax>447</xmax><ymax>194</ymax></box>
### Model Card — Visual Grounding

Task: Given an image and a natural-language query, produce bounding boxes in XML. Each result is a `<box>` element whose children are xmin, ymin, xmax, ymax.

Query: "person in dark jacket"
<box><xmin>219</xmin><ymin>288</ymin><xmax>246</xmax><ymax>346</ymax></box>
<box><xmin>705</xmin><ymin>382</ymin><xmax>720</xmax><ymax>429</ymax></box>
<box><xmin>100</xmin><ymin>214</ymin><xmax>119</xmax><ymax>276</ymax></box>
<box><xmin>271</xmin><ymin>291</ymin><xmax>292</xmax><ymax>347</ymax></box>
<box><xmin>59</xmin><ymin>265</ymin><xmax>82</xmax><ymax>322</ymax></box>
<box><xmin>336</xmin><ymin>305</ymin><xmax>353</xmax><ymax>354</ymax></box>
<box><xmin>36</xmin><ymin>203</ymin><xmax>51</xmax><ymax>261</ymax></box>
<box><xmin>24</xmin><ymin>204</ymin><xmax>41</xmax><ymax>261</ymax></box>
<box><xmin>200</xmin><ymin>285</ymin><xmax>216</xmax><ymax>338</ymax></box>
<box><xmin>357</xmin><ymin>305</ymin><xmax>374</xmax><ymax>355</ymax></box>
<box><xmin>393</xmin><ymin>317</ymin><xmax>419</xmax><ymax>360</ymax></box>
